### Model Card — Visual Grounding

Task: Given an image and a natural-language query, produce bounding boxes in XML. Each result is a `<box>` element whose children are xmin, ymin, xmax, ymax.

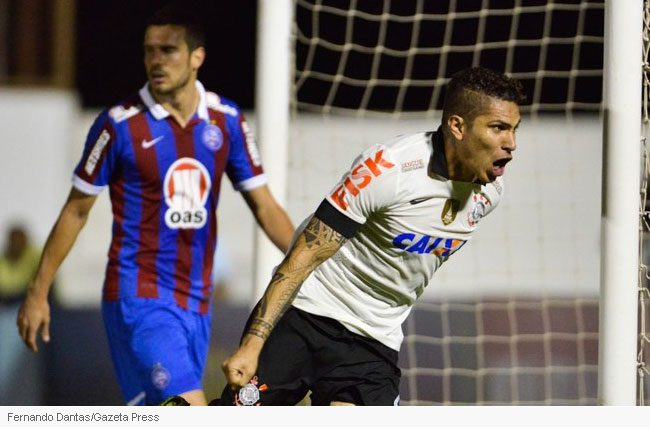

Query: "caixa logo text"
<box><xmin>163</xmin><ymin>157</ymin><xmax>211</xmax><ymax>229</ymax></box>
<box><xmin>392</xmin><ymin>233</ymin><xmax>466</xmax><ymax>257</ymax></box>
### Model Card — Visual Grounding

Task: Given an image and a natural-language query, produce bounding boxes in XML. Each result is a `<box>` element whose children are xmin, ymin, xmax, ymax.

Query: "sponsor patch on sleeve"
<box><xmin>241</xmin><ymin>120</ymin><xmax>262</xmax><ymax>167</ymax></box>
<box><xmin>84</xmin><ymin>129</ymin><xmax>111</xmax><ymax>175</ymax></box>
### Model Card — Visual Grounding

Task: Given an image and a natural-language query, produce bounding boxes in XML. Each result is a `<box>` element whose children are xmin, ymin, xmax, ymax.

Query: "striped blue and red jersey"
<box><xmin>73</xmin><ymin>81</ymin><xmax>266</xmax><ymax>314</ymax></box>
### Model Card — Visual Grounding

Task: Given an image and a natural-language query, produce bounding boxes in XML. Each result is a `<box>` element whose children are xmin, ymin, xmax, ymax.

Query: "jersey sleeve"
<box><xmin>315</xmin><ymin>144</ymin><xmax>399</xmax><ymax>238</ymax></box>
<box><xmin>225</xmin><ymin>109</ymin><xmax>267</xmax><ymax>192</ymax></box>
<box><xmin>72</xmin><ymin>110</ymin><xmax>120</xmax><ymax>195</ymax></box>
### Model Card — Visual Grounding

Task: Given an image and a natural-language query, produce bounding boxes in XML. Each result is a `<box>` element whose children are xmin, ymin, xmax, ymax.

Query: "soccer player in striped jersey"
<box><xmin>16</xmin><ymin>3</ymin><xmax>294</xmax><ymax>406</ymax></box>
<box><xmin>220</xmin><ymin>67</ymin><xmax>524</xmax><ymax>406</ymax></box>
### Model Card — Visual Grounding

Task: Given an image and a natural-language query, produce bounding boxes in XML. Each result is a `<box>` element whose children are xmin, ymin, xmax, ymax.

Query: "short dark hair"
<box><xmin>442</xmin><ymin>67</ymin><xmax>525</xmax><ymax>126</ymax></box>
<box><xmin>145</xmin><ymin>2</ymin><xmax>205</xmax><ymax>51</ymax></box>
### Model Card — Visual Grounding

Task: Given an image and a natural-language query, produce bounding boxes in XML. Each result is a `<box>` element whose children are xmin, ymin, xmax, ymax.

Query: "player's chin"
<box><xmin>484</xmin><ymin>171</ymin><xmax>498</xmax><ymax>183</ymax></box>
<box><xmin>149</xmin><ymin>78</ymin><xmax>169</xmax><ymax>92</ymax></box>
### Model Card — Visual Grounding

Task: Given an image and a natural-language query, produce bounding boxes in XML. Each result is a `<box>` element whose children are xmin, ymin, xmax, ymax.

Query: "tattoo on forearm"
<box><xmin>245</xmin><ymin>216</ymin><xmax>347</xmax><ymax>341</ymax></box>
<box><xmin>247</xmin><ymin>328</ymin><xmax>269</xmax><ymax>341</ymax></box>
<box><xmin>250</xmin><ymin>318</ymin><xmax>273</xmax><ymax>333</ymax></box>
<box><xmin>270</xmin><ymin>271</ymin><xmax>287</xmax><ymax>284</ymax></box>
<box><xmin>303</xmin><ymin>217</ymin><xmax>346</xmax><ymax>249</ymax></box>
<box><xmin>247</xmin><ymin>316</ymin><xmax>274</xmax><ymax>340</ymax></box>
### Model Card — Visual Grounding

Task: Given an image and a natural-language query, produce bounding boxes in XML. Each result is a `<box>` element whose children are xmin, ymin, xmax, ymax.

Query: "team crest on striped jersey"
<box><xmin>163</xmin><ymin>158</ymin><xmax>211</xmax><ymax>229</ymax></box>
<box><xmin>201</xmin><ymin>123</ymin><xmax>223</xmax><ymax>152</ymax></box>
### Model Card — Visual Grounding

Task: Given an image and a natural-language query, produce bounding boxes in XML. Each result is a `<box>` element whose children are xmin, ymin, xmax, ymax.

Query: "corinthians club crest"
<box><xmin>467</xmin><ymin>193</ymin><xmax>490</xmax><ymax>227</ymax></box>
<box><xmin>235</xmin><ymin>376</ymin><xmax>268</xmax><ymax>406</ymax></box>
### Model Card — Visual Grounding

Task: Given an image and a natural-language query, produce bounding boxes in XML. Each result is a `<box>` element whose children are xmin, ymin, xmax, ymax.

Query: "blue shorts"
<box><xmin>102</xmin><ymin>297</ymin><xmax>211</xmax><ymax>405</ymax></box>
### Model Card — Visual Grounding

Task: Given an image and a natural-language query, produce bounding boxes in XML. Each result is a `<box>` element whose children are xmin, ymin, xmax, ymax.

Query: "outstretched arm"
<box><xmin>241</xmin><ymin>185</ymin><xmax>294</xmax><ymax>253</ymax></box>
<box><xmin>17</xmin><ymin>188</ymin><xmax>97</xmax><ymax>352</ymax></box>
<box><xmin>222</xmin><ymin>215</ymin><xmax>346</xmax><ymax>388</ymax></box>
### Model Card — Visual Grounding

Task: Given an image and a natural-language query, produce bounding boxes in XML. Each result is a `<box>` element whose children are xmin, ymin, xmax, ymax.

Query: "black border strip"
<box><xmin>314</xmin><ymin>200</ymin><xmax>364</xmax><ymax>239</ymax></box>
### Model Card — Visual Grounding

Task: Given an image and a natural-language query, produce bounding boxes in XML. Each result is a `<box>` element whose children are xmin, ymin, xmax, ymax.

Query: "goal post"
<box><xmin>253</xmin><ymin>0</ymin><xmax>294</xmax><ymax>302</ymax></box>
<box><xmin>598</xmin><ymin>0</ymin><xmax>643</xmax><ymax>406</ymax></box>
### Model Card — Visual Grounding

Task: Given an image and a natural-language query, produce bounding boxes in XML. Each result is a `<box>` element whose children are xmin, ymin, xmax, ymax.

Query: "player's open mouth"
<box><xmin>492</xmin><ymin>157</ymin><xmax>511</xmax><ymax>176</ymax></box>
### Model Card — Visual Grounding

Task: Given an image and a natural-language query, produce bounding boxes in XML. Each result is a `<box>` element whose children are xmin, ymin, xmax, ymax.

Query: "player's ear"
<box><xmin>190</xmin><ymin>46</ymin><xmax>205</xmax><ymax>71</ymax></box>
<box><xmin>447</xmin><ymin>114</ymin><xmax>465</xmax><ymax>141</ymax></box>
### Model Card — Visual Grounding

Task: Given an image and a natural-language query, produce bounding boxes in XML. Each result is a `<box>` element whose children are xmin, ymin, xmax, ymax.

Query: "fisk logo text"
<box><xmin>330</xmin><ymin>149</ymin><xmax>395</xmax><ymax>210</ymax></box>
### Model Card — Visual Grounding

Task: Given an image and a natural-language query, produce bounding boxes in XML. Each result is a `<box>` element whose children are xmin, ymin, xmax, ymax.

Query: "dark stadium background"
<box><xmin>76</xmin><ymin>0</ymin><xmax>258</xmax><ymax>109</ymax></box>
<box><xmin>76</xmin><ymin>0</ymin><xmax>604</xmax><ymax>112</ymax></box>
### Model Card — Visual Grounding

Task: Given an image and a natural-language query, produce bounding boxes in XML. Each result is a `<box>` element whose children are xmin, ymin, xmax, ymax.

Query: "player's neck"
<box><xmin>152</xmin><ymin>78</ymin><xmax>199</xmax><ymax>128</ymax></box>
<box><xmin>443</xmin><ymin>136</ymin><xmax>476</xmax><ymax>183</ymax></box>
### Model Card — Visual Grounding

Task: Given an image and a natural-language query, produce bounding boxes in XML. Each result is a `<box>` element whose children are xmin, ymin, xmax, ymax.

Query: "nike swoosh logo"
<box><xmin>409</xmin><ymin>197</ymin><xmax>432</xmax><ymax>205</ymax></box>
<box><xmin>141</xmin><ymin>136</ymin><xmax>164</xmax><ymax>149</ymax></box>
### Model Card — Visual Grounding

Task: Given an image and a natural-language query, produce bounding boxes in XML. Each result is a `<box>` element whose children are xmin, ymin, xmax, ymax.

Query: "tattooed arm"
<box><xmin>222</xmin><ymin>215</ymin><xmax>347</xmax><ymax>389</ymax></box>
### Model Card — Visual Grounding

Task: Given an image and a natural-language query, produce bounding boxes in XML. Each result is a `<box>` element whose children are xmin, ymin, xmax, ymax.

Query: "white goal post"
<box><xmin>253</xmin><ymin>0</ymin><xmax>294</xmax><ymax>302</ymax></box>
<box><xmin>598</xmin><ymin>0</ymin><xmax>643</xmax><ymax>406</ymax></box>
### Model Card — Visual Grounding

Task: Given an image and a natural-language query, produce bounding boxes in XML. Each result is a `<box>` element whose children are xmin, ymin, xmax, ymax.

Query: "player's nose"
<box><xmin>147</xmin><ymin>50</ymin><xmax>165</xmax><ymax>67</ymax></box>
<box><xmin>503</xmin><ymin>132</ymin><xmax>516</xmax><ymax>153</ymax></box>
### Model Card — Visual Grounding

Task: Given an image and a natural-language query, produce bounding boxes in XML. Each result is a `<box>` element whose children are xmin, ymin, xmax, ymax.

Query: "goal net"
<box><xmin>288</xmin><ymin>0</ymin><xmax>608</xmax><ymax>405</ymax></box>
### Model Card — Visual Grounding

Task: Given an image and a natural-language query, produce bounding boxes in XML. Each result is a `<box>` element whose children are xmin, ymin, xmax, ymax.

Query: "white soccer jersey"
<box><xmin>291</xmin><ymin>130</ymin><xmax>503</xmax><ymax>351</ymax></box>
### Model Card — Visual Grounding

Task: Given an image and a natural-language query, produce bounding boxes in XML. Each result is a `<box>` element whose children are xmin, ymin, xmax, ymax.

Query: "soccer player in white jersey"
<box><xmin>220</xmin><ymin>67</ymin><xmax>525</xmax><ymax>406</ymax></box>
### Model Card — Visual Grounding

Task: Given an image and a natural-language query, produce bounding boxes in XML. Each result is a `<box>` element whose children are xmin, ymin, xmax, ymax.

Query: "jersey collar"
<box><xmin>430</xmin><ymin>127</ymin><xmax>450</xmax><ymax>179</ymax></box>
<box><xmin>138</xmin><ymin>80</ymin><xmax>210</xmax><ymax>121</ymax></box>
